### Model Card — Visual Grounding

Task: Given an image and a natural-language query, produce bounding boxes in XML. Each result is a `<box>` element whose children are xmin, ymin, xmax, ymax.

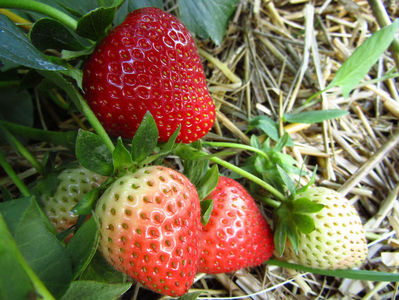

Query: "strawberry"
<box><xmin>82</xmin><ymin>7</ymin><xmax>215</xmax><ymax>143</ymax></box>
<box><xmin>199</xmin><ymin>176</ymin><xmax>274</xmax><ymax>274</ymax></box>
<box><xmin>41</xmin><ymin>166</ymin><xmax>106</xmax><ymax>233</ymax></box>
<box><xmin>282</xmin><ymin>187</ymin><xmax>368</xmax><ymax>269</ymax></box>
<box><xmin>94</xmin><ymin>165</ymin><xmax>201</xmax><ymax>296</ymax></box>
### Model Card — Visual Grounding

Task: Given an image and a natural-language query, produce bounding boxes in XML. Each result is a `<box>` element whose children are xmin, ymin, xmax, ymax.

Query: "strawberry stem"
<box><xmin>0</xmin><ymin>0</ymin><xmax>77</xmax><ymax>30</ymax></box>
<box><xmin>266</xmin><ymin>259</ymin><xmax>399</xmax><ymax>282</ymax></box>
<box><xmin>203</xmin><ymin>141</ymin><xmax>271</xmax><ymax>163</ymax></box>
<box><xmin>209</xmin><ymin>156</ymin><xmax>286</xmax><ymax>201</ymax></box>
<box><xmin>0</xmin><ymin>150</ymin><xmax>31</xmax><ymax>197</ymax></box>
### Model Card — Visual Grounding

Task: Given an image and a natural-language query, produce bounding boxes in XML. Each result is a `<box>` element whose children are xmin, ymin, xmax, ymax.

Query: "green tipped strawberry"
<box><xmin>82</xmin><ymin>7</ymin><xmax>215</xmax><ymax>143</ymax></box>
<box><xmin>41</xmin><ymin>166</ymin><xmax>106</xmax><ymax>232</ymax></box>
<box><xmin>282</xmin><ymin>187</ymin><xmax>368</xmax><ymax>269</ymax></box>
<box><xmin>199</xmin><ymin>176</ymin><xmax>274</xmax><ymax>274</ymax></box>
<box><xmin>95</xmin><ymin>166</ymin><xmax>201</xmax><ymax>297</ymax></box>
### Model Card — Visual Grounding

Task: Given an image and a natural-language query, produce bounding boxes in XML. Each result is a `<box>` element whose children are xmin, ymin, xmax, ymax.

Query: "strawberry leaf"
<box><xmin>59</xmin><ymin>281</ymin><xmax>132</xmax><ymax>300</ymax></box>
<box><xmin>179</xmin><ymin>291</ymin><xmax>203</xmax><ymax>300</ymax></box>
<box><xmin>200</xmin><ymin>199</ymin><xmax>214</xmax><ymax>226</ymax></box>
<box><xmin>274</xmin><ymin>220</ymin><xmax>288</xmax><ymax>256</ymax></box>
<box><xmin>131</xmin><ymin>111</ymin><xmax>159</xmax><ymax>163</ymax></box>
<box><xmin>197</xmin><ymin>164</ymin><xmax>219</xmax><ymax>200</ymax></box>
<box><xmin>286</xmin><ymin>221</ymin><xmax>299</xmax><ymax>254</ymax></box>
<box><xmin>183</xmin><ymin>159</ymin><xmax>209</xmax><ymax>186</ymax></box>
<box><xmin>29</xmin><ymin>17</ymin><xmax>88</xmax><ymax>52</ymax></box>
<box><xmin>284</xmin><ymin>109</ymin><xmax>349</xmax><ymax>124</ymax></box>
<box><xmin>113</xmin><ymin>138</ymin><xmax>133</xmax><ymax>173</ymax></box>
<box><xmin>276</xmin><ymin>164</ymin><xmax>296</xmax><ymax>196</ymax></box>
<box><xmin>293</xmin><ymin>213</ymin><xmax>316</xmax><ymax>234</ymax></box>
<box><xmin>66</xmin><ymin>217</ymin><xmax>99</xmax><ymax>280</ymax></box>
<box><xmin>249</xmin><ymin>115</ymin><xmax>279</xmax><ymax>141</ymax></box>
<box><xmin>326</xmin><ymin>19</ymin><xmax>399</xmax><ymax>98</ymax></box>
<box><xmin>292</xmin><ymin>197</ymin><xmax>324</xmax><ymax>214</ymax></box>
<box><xmin>0</xmin><ymin>15</ymin><xmax>65</xmax><ymax>70</ymax></box>
<box><xmin>75</xmin><ymin>129</ymin><xmax>113</xmax><ymax>176</ymax></box>
<box><xmin>80</xmin><ymin>252</ymin><xmax>126</xmax><ymax>283</ymax></box>
<box><xmin>72</xmin><ymin>187</ymin><xmax>100</xmax><ymax>215</ymax></box>
<box><xmin>178</xmin><ymin>0</ymin><xmax>239</xmax><ymax>45</ymax></box>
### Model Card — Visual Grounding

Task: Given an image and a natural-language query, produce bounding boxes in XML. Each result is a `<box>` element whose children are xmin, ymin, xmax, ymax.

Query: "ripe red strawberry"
<box><xmin>82</xmin><ymin>7</ymin><xmax>215</xmax><ymax>143</ymax></box>
<box><xmin>282</xmin><ymin>187</ymin><xmax>368</xmax><ymax>269</ymax></box>
<box><xmin>41</xmin><ymin>166</ymin><xmax>106</xmax><ymax>233</ymax></box>
<box><xmin>95</xmin><ymin>165</ymin><xmax>201</xmax><ymax>296</ymax></box>
<box><xmin>199</xmin><ymin>176</ymin><xmax>274</xmax><ymax>274</ymax></box>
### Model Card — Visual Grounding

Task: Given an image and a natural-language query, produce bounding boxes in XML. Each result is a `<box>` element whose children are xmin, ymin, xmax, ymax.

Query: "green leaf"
<box><xmin>284</xmin><ymin>109</ymin><xmax>349</xmax><ymax>124</ymax></box>
<box><xmin>114</xmin><ymin>0</ymin><xmax>164</xmax><ymax>25</ymax></box>
<box><xmin>113</xmin><ymin>138</ymin><xmax>133</xmax><ymax>173</ymax></box>
<box><xmin>131</xmin><ymin>111</ymin><xmax>159</xmax><ymax>163</ymax></box>
<box><xmin>0</xmin><ymin>87</ymin><xmax>33</xmax><ymax>127</ymax></box>
<box><xmin>183</xmin><ymin>158</ymin><xmax>209</xmax><ymax>186</ymax></box>
<box><xmin>76</xmin><ymin>2</ymin><xmax>123</xmax><ymax>41</ymax></box>
<box><xmin>72</xmin><ymin>187</ymin><xmax>100</xmax><ymax>215</ymax></box>
<box><xmin>0</xmin><ymin>212</ymin><xmax>38</xmax><ymax>300</ymax></box>
<box><xmin>273</xmin><ymin>221</ymin><xmax>288</xmax><ymax>256</ymax></box>
<box><xmin>197</xmin><ymin>164</ymin><xmax>219</xmax><ymax>200</ymax></box>
<box><xmin>66</xmin><ymin>217</ymin><xmax>99</xmax><ymax>279</ymax></box>
<box><xmin>0</xmin><ymin>197</ymin><xmax>73</xmax><ymax>298</ymax></box>
<box><xmin>293</xmin><ymin>213</ymin><xmax>316</xmax><ymax>234</ymax></box>
<box><xmin>178</xmin><ymin>0</ymin><xmax>239</xmax><ymax>45</ymax></box>
<box><xmin>0</xmin><ymin>15</ymin><xmax>65</xmax><ymax>70</ymax></box>
<box><xmin>292</xmin><ymin>197</ymin><xmax>324</xmax><ymax>214</ymax></box>
<box><xmin>80</xmin><ymin>252</ymin><xmax>125</xmax><ymax>283</ymax></box>
<box><xmin>276</xmin><ymin>165</ymin><xmax>296</xmax><ymax>196</ymax></box>
<box><xmin>249</xmin><ymin>115</ymin><xmax>279</xmax><ymax>141</ymax></box>
<box><xmin>200</xmin><ymin>199</ymin><xmax>214</xmax><ymax>226</ymax></box>
<box><xmin>179</xmin><ymin>291</ymin><xmax>203</xmax><ymax>300</ymax></box>
<box><xmin>29</xmin><ymin>17</ymin><xmax>88</xmax><ymax>52</ymax></box>
<box><xmin>158</xmin><ymin>125</ymin><xmax>181</xmax><ymax>155</ymax></box>
<box><xmin>75</xmin><ymin>129</ymin><xmax>113</xmax><ymax>176</ymax></box>
<box><xmin>286</xmin><ymin>221</ymin><xmax>299</xmax><ymax>254</ymax></box>
<box><xmin>60</xmin><ymin>281</ymin><xmax>131</xmax><ymax>300</ymax></box>
<box><xmin>327</xmin><ymin>19</ymin><xmax>399</xmax><ymax>98</ymax></box>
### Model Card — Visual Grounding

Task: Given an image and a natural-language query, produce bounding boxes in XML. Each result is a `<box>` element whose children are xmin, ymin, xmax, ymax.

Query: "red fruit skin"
<box><xmin>82</xmin><ymin>7</ymin><xmax>215</xmax><ymax>143</ymax></box>
<box><xmin>95</xmin><ymin>166</ymin><xmax>201</xmax><ymax>296</ymax></box>
<box><xmin>199</xmin><ymin>176</ymin><xmax>274</xmax><ymax>274</ymax></box>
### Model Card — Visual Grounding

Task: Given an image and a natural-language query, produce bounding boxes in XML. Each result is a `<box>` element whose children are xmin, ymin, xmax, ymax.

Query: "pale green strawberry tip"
<box><xmin>283</xmin><ymin>187</ymin><xmax>368</xmax><ymax>270</ymax></box>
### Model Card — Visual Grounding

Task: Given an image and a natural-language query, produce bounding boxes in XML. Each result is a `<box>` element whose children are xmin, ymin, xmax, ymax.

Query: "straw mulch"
<box><xmin>180</xmin><ymin>0</ymin><xmax>399</xmax><ymax>299</ymax></box>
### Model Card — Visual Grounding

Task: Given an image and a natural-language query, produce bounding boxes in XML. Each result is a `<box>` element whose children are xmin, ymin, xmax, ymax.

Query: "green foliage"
<box><xmin>59</xmin><ymin>281</ymin><xmax>131</xmax><ymax>300</ymax></box>
<box><xmin>131</xmin><ymin>111</ymin><xmax>159</xmax><ymax>163</ymax></box>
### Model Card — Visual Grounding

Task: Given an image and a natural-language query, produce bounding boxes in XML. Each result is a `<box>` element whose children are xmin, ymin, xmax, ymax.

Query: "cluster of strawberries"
<box><xmin>41</xmin><ymin>7</ymin><xmax>368</xmax><ymax>298</ymax></box>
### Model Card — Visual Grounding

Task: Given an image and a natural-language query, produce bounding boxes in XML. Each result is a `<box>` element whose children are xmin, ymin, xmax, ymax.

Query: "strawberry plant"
<box><xmin>1</xmin><ymin>0</ymin><xmax>399</xmax><ymax>299</ymax></box>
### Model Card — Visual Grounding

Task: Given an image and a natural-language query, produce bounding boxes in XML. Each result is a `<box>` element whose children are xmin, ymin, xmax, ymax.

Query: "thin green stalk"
<box><xmin>209</xmin><ymin>156</ymin><xmax>286</xmax><ymax>201</ymax></box>
<box><xmin>0</xmin><ymin>0</ymin><xmax>77</xmax><ymax>30</ymax></box>
<box><xmin>258</xmin><ymin>196</ymin><xmax>281</xmax><ymax>208</ymax></box>
<box><xmin>0</xmin><ymin>151</ymin><xmax>30</xmax><ymax>197</ymax></box>
<box><xmin>203</xmin><ymin>141</ymin><xmax>271</xmax><ymax>162</ymax></box>
<box><xmin>0</xmin><ymin>124</ymin><xmax>44</xmax><ymax>175</ymax></box>
<box><xmin>266</xmin><ymin>259</ymin><xmax>399</xmax><ymax>282</ymax></box>
<box><xmin>0</xmin><ymin>120</ymin><xmax>76</xmax><ymax>150</ymax></box>
<box><xmin>0</xmin><ymin>213</ymin><xmax>55</xmax><ymax>300</ymax></box>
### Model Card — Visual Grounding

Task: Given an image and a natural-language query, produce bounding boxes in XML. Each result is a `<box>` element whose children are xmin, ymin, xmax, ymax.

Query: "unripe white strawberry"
<box><xmin>283</xmin><ymin>187</ymin><xmax>368</xmax><ymax>269</ymax></box>
<box><xmin>42</xmin><ymin>166</ymin><xmax>107</xmax><ymax>232</ymax></box>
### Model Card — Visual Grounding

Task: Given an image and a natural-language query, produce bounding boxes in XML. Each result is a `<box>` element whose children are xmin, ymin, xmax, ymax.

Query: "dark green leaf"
<box><xmin>72</xmin><ymin>187</ymin><xmax>100</xmax><ymax>215</ymax></box>
<box><xmin>179</xmin><ymin>291</ymin><xmax>203</xmax><ymax>300</ymax></box>
<box><xmin>286</xmin><ymin>222</ymin><xmax>299</xmax><ymax>255</ymax></box>
<box><xmin>76</xmin><ymin>6</ymin><xmax>117</xmax><ymax>41</ymax></box>
<box><xmin>296</xmin><ymin>166</ymin><xmax>317</xmax><ymax>195</ymax></box>
<box><xmin>0</xmin><ymin>197</ymin><xmax>73</xmax><ymax>297</ymax></box>
<box><xmin>131</xmin><ymin>111</ymin><xmax>159</xmax><ymax>163</ymax></box>
<box><xmin>76</xmin><ymin>129</ymin><xmax>113</xmax><ymax>176</ymax></box>
<box><xmin>158</xmin><ymin>125</ymin><xmax>181</xmax><ymax>155</ymax></box>
<box><xmin>284</xmin><ymin>109</ymin><xmax>349</xmax><ymax>124</ymax></box>
<box><xmin>66</xmin><ymin>217</ymin><xmax>99</xmax><ymax>279</ymax></box>
<box><xmin>29</xmin><ymin>17</ymin><xmax>88</xmax><ymax>52</ymax></box>
<box><xmin>293</xmin><ymin>213</ymin><xmax>316</xmax><ymax>234</ymax></box>
<box><xmin>197</xmin><ymin>165</ymin><xmax>219</xmax><ymax>200</ymax></box>
<box><xmin>178</xmin><ymin>0</ymin><xmax>239</xmax><ymax>45</ymax></box>
<box><xmin>80</xmin><ymin>252</ymin><xmax>125</xmax><ymax>283</ymax></box>
<box><xmin>292</xmin><ymin>197</ymin><xmax>324</xmax><ymax>214</ymax></box>
<box><xmin>56</xmin><ymin>0</ymin><xmax>98</xmax><ymax>16</ymax></box>
<box><xmin>0</xmin><ymin>15</ymin><xmax>65</xmax><ymax>70</ymax></box>
<box><xmin>0</xmin><ymin>212</ymin><xmax>37</xmax><ymax>300</ymax></box>
<box><xmin>200</xmin><ymin>199</ymin><xmax>214</xmax><ymax>226</ymax></box>
<box><xmin>60</xmin><ymin>281</ymin><xmax>131</xmax><ymax>300</ymax></box>
<box><xmin>113</xmin><ymin>138</ymin><xmax>133</xmax><ymax>173</ymax></box>
<box><xmin>276</xmin><ymin>165</ymin><xmax>296</xmax><ymax>196</ymax></box>
<box><xmin>274</xmin><ymin>133</ymin><xmax>290</xmax><ymax>152</ymax></box>
<box><xmin>0</xmin><ymin>87</ymin><xmax>33</xmax><ymax>127</ymax></box>
<box><xmin>249</xmin><ymin>115</ymin><xmax>279</xmax><ymax>141</ymax></box>
<box><xmin>327</xmin><ymin>19</ymin><xmax>399</xmax><ymax>98</ymax></box>
<box><xmin>183</xmin><ymin>158</ymin><xmax>209</xmax><ymax>186</ymax></box>
<box><xmin>249</xmin><ymin>134</ymin><xmax>261</xmax><ymax>149</ymax></box>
